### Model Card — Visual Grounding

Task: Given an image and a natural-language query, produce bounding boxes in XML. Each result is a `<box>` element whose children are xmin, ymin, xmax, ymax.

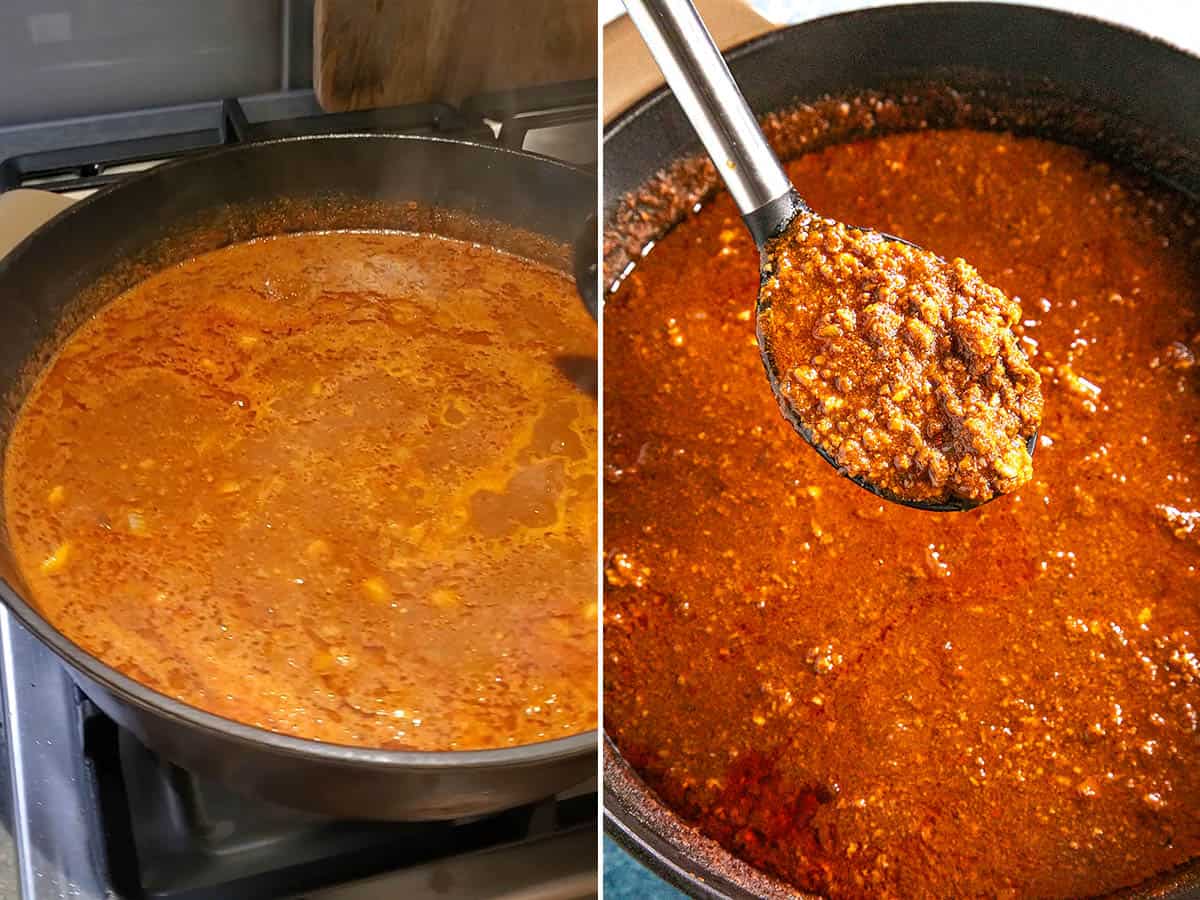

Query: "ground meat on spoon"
<box><xmin>757</xmin><ymin>215</ymin><xmax>1043</xmax><ymax>504</ymax></box>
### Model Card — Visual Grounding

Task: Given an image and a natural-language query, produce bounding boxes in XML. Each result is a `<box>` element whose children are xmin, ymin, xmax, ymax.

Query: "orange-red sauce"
<box><xmin>605</xmin><ymin>130</ymin><xmax>1200</xmax><ymax>896</ymax></box>
<box><xmin>5</xmin><ymin>231</ymin><xmax>597</xmax><ymax>751</ymax></box>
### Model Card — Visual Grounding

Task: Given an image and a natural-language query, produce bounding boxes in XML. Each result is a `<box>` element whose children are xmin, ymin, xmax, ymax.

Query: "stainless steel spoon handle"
<box><xmin>623</xmin><ymin>0</ymin><xmax>792</xmax><ymax>218</ymax></box>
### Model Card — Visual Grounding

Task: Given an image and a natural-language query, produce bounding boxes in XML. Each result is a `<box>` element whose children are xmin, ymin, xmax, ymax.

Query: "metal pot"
<box><xmin>602</xmin><ymin>3</ymin><xmax>1200</xmax><ymax>896</ymax></box>
<box><xmin>0</xmin><ymin>134</ymin><xmax>597</xmax><ymax>822</ymax></box>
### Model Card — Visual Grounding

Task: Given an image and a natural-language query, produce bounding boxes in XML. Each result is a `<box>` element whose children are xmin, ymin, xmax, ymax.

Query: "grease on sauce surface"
<box><xmin>5</xmin><ymin>231</ymin><xmax>598</xmax><ymax>751</ymax></box>
<box><xmin>604</xmin><ymin>131</ymin><xmax>1200</xmax><ymax>897</ymax></box>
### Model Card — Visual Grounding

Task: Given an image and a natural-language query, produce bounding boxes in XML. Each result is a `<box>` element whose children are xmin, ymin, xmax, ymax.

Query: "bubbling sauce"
<box><xmin>605</xmin><ymin>131</ymin><xmax>1200</xmax><ymax>896</ymax></box>
<box><xmin>5</xmin><ymin>231</ymin><xmax>597</xmax><ymax>751</ymax></box>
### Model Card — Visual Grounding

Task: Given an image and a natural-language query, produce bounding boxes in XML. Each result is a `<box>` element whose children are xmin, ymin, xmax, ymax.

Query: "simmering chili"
<box><xmin>605</xmin><ymin>130</ymin><xmax>1200</xmax><ymax>896</ymax></box>
<box><xmin>5</xmin><ymin>230</ymin><xmax>597</xmax><ymax>751</ymax></box>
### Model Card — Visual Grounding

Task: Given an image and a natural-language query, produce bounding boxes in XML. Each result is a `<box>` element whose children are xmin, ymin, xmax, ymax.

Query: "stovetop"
<box><xmin>0</xmin><ymin>82</ymin><xmax>598</xmax><ymax>900</ymax></box>
<box><xmin>0</xmin><ymin>613</ymin><xmax>596</xmax><ymax>900</ymax></box>
<box><xmin>0</xmin><ymin>81</ymin><xmax>596</xmax><ymax>198</ymax></box>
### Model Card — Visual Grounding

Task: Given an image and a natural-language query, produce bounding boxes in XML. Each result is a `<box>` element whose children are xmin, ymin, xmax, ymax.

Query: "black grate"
<box><xmin>0</xmin><ymin>97</ymin><xmax>492</xmax><ymax>195</ymax></box>
<box><xmin>91</xmin><ymin>721</ymin><xmax>583</xmax><ymax>900</ymax></box>
<box><xmin>0</xmin><ymin>82</ymin><xmax>597</xmax><ymax>195</ymax></box>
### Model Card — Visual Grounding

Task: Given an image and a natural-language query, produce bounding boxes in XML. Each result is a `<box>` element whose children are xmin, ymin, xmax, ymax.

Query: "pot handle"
<box><xmin>573</xmin><ymin>211</ymin><xmax>599</xmax><ymax>320</ymax></box>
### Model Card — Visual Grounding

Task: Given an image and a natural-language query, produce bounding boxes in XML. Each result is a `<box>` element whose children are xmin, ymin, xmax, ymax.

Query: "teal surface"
<box><xmin>603</xmin><ymin>836</ymin><xmax>689</xmax><ymax>899</ymax></box>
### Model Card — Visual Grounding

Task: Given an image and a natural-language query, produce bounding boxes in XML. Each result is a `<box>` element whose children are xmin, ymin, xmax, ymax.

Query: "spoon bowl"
<box><xmin>750</xmin><ymin>190</ymin><xmax>1037</xmax><ymax>513</ymax></box>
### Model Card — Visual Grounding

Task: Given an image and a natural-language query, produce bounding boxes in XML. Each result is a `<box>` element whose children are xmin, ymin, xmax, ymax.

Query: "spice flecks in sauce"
<box><xmin>604</xmin><ymin>131</ymin><xmax>1200</xmax><ymax>897</ymax></box>
<box><xmin>759</xmin><ymin>215</ymin><xmax>1043</xmax><ymax>503</ymax></box>
<box><xmin>5</xmin><ymin>231</ymin><xmax>598</xmax><ymax>751</ymax></box>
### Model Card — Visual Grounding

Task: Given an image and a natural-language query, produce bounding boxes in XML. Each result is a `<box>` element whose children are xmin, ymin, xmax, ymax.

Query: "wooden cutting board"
<box><xmin>603</xmin><ymin>0</ymin><xmax>775</xmax><ymax>122</ymax></box>
<box><xmin>314</xmin><ymin>0</ymin><xmax>598</xmax><ymax>112</ymax></box>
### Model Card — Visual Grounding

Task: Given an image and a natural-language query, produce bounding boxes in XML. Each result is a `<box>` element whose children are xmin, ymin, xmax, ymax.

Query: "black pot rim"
<box><xmin>604</xmin><ymin>1</ymin><xmax>1200</xmax><ymax>143</ymax></box>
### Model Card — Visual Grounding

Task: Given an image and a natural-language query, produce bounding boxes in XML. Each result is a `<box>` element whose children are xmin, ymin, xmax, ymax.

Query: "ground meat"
<box><xmin>757</xmin><ymin>215</ymin><xmax>1044</xmax><ymax>504</ymax></box>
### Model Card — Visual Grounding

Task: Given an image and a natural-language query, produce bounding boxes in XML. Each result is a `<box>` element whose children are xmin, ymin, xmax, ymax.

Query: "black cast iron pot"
<box><xmin>602</xmin><ymin>4</ymin><xmax>1200</xmax><ymax>897</ymax></box>
<box><xmin>0</xmin><ymin>134</ymin><xmax>597</xmax><ymax>822</ymax></box>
